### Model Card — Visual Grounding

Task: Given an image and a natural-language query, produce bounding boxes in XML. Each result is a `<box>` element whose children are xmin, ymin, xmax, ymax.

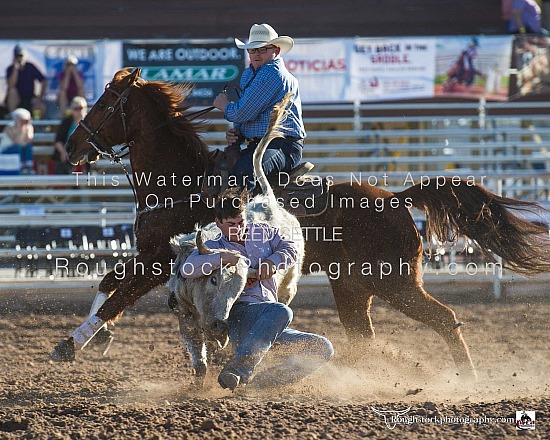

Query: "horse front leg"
<box><xmin>50</xmin><ymin>253</ymin><xmax>171</xmax><ymax>362</ymax></box>
<box><xmin>79</xmin><ymin>270</ymin><xmax>125</xmax><ymax>354</ymax></box>
<box><xmin>168</xmin><ymin>292</ymin><xmax>208</xmax><ymax>388</ymax></box>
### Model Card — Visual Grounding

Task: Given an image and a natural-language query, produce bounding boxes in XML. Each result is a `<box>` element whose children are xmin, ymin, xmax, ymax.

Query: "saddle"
<box><xmin>202</xmin><ymin>148</ymin><xmax>330</xmax><ymax>217</ymax></box>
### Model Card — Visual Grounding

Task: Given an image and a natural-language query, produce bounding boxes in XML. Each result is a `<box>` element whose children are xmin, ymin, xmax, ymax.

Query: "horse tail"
<box><xmin>252</xmin><ymin>93</ymin><xmax>293</xmax><ymax>199</ymax></box>
<box><xmin>397</xmin><ymin>178</ymin><xmax>550</xmax><ymax>275</ymax></box>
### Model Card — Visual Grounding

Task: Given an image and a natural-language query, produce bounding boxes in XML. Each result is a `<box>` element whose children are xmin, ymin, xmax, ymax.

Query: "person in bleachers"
<box><xmin>53</xmin><ymin>96</ymin><xmax>87</xmax><ymax>174</ymax></box>
<box><xmin>508</xmin><ymin>0</ymin><xmax>543</xmax><ymax>34</ymax></box>
<box><xmin>57</xmin><ymin>55</ymin><xmax>85</xmax><ymax>117</ymax></box>
<box><xmin>502</xmin><ymin>0</ymin><xmax>513</xmax><ymax>33</ymax></box>
<box><xmin>1</xmin><ymin>108</ymin><xmax>34</xmax><ymax>174</ymax></box>
<box><xmin>5</xmin><ymin>45</ymin><xmax>47</xmax><ymax>118</ymax></box>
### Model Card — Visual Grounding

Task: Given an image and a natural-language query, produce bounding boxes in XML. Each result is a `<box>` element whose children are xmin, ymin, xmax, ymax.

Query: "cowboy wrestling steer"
<box><xmin>167</xmin><ymin>94</ymin><xmax>304</xmax><ymax>386</ymax></box>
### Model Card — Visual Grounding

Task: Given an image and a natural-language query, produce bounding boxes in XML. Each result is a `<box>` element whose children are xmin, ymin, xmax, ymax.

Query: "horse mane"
<box><xmin>115</xmin><ymin>68</ymin><xmax>211</xmax><ymax>170</ymax></box>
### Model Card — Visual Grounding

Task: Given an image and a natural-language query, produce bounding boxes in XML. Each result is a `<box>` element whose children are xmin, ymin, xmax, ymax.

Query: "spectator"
<box><xmin>57</xmin><ymin>55</ymin><xmax>85</xmax><ymax>116</ymax></box>
<box><xmin>6</xmin><ymin>45</ymin><xmax>47</xmax><ymax>118</ymax></box>
<box><xmin>53</xmin><ymin>96</ymin><xmax>87</xmax><ymax>174</ymax></box>
<box><xmin>0</xmin><ymin>104</ymin><xmax>8</xmax><ymax>120</ymax></box>
<box><xmin>1</xmin><ymin>108</ymin><xmax>34</xmax><ymax>174</ymax></box>
<box><xmin>509</xmin><ymin>0</ymin><xmax>542</xmax><ymax>34</ymax></box>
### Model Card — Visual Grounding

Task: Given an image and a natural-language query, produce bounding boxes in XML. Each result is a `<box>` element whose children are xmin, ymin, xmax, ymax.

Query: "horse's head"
<box><xmin>169</xmin><ymin>226</ymin><xmax>255</xmax><ymax>348</ymax></box>
<box><xmin>66</xmin><ymin>67</ymin><xmax>144</xmax><ymax>165</ymax></box>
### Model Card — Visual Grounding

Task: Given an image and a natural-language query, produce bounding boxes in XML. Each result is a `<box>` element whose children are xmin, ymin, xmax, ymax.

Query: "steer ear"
<box><xmin>196</xmin><ymin>229</ymin><xmax>214</xmax><ymax>255</ymax></box>
<box><xmin>247</xmin><ymin>268</ymin><xmax>258</xmax><ymax>278</ymax></box>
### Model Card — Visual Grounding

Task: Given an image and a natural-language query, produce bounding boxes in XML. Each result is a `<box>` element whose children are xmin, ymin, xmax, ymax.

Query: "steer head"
<box><xmin>169</xmin><ymin>225</ymin><xmax>256</xmax><ymax>349</ymax></box>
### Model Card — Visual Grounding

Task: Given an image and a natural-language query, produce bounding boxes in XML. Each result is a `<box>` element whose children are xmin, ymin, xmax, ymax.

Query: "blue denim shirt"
<box><xmin>224</xmin><ymin>57</ymin><xmax>306</xmax><ymax>140</ymax></box>
<box><xmin>181</xmin><ymin>222</ymin><xmax>300</xmax><ymax>303</ymax></box>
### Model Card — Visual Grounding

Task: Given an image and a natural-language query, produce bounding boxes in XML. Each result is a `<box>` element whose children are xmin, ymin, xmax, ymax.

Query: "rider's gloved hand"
<box><xmin>226</xmin><ymin>128</ymin><xmax>243</xmax><ymax>146</ymax></box>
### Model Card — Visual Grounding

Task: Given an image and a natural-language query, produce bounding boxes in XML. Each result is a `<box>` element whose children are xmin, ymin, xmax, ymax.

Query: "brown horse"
<box><xmin>51</xmin><ymin>68</ymin><xmax>550</xmax><ymax>379</ymax></box>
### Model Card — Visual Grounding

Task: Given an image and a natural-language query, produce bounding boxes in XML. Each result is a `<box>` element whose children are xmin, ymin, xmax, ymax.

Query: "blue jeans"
<box><xmin>231</xmin><ymin>137</ymin><xmax>303</xmax><ymax>191</ymax></box>
<box><xmin>227</xmin><ymin>301</ymin><xmax>334</xmax><ymax>386</ymax></box>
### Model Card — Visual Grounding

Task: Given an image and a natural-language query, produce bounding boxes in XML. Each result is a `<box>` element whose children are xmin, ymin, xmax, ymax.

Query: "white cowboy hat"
<box><xmin>235</xmin><ymin>23</ymin><xmax>294</xmax><ymax>55</ymax></box>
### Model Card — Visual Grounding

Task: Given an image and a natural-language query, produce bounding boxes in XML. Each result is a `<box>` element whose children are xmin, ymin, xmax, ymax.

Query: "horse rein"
<box><xmin>135</xmin><ymin>82</ymin><xmax>237</xmax><ymax>142</ymax></box>
<box><xmin>79</xmin><ymin>81</ymin><xmax>226</xmax><ymax>163</ymax></box>
<box><xmin>79</xmin><ymin>83</ymin><xmax>134</xmax><ymax>163</ymax></box>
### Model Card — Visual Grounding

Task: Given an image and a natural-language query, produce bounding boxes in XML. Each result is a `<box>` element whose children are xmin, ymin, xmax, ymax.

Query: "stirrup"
<box><xmin>288</xmin><ymin>162</ymin><xmax>314</xmax><ymax>180</ymax></box>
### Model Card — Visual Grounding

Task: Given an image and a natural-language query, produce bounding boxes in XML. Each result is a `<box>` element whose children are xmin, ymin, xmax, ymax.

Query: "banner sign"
<box><xmin>0</xmin><ymin>36</ymin><xmax>525</xmax><ymax>110</ymax></box>
<box><xmin>284</xmin><ymin>39</ymin><xmax>349</xmax><ymax>103</ymax></box>
<box><xmin>346</xmin><ymin>38</ymin><xmax>436</xmax><ymax>101</ymax></box>
<box><xmin>0</xmin><ymin>40</ymin><xmax>121</xmax><ymax>115</ymax></box>
<box><xmin>122</xmin><ymin>41</ymin><xmax>245</xmax><ymax>105</ymax></box>
<box><xmin>434</xmin><ymin>36</ymin><xmax>512</xmax><ymax>100</ymax></box>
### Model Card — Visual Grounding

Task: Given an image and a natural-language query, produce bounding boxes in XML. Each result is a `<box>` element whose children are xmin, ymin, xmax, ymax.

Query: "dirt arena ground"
<box><xmin>0</xmin><ymin>284</ymin><xmax>548</xmax><ymax>439</ymax></box>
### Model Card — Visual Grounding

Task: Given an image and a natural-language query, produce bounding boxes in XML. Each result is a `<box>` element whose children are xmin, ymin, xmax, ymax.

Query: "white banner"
<box><xmin>284</xmin><ymin>39</ymin><xmax>350</xmax><ymax>103</ymax></box>
<box><xmin>346</xmin><ymin>38</ymin><xmax>436</xmax><ymax>101</ymax></box>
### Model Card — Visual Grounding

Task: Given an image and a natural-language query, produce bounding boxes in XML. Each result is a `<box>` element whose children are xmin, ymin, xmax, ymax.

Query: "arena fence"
<box><xmin>0</xmin><ymin>100</ymin><xmax>549</xmax><ymax>298</ymax></box>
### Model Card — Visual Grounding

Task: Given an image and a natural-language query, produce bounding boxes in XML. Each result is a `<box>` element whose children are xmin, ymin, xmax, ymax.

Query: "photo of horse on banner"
<box><xmin>50</xmin><ymin>68</ymin><xmax>550</xmax><ymax>381</ymax></box>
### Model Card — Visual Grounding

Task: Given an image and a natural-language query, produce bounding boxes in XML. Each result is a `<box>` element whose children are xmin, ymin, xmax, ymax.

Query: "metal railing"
<box><xmin>1</xmin><ymin>99</ymin><xmax>549</xmax><ymax>296</ymax></box>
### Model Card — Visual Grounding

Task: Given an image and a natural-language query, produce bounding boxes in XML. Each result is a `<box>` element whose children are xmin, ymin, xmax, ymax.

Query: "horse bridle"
<box><xmin>77</xmin><ymin>81</ymin><xmax>147</xmax><ymax>232</ymax></box>
<box><xmin>79</xmin><ymin>82</ymin><xmax>135</xmax><ymax>164</ymax></box>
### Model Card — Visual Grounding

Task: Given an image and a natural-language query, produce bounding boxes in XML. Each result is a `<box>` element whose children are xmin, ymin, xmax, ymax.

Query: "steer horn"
<box><xmin>196</xmin><ymin>229</ymin><xmax>214</xmax><ymax>255</ymax></box>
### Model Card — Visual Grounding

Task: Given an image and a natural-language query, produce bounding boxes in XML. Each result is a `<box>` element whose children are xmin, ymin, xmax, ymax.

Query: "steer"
<box><xmin>167</xmin><ymin>94</ymin><xmax>304</xmax><ymax>386</ymax></box>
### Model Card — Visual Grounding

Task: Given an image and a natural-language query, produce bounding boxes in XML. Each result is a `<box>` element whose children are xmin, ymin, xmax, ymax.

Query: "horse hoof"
<box><xmin>218</xmin><ymin>368</ymin><xmax>241</xmax><ymax>391</ymax></box>
<box><xmin>50</xmin><ymin>338</ymin><xmax>75</xmax><ymax>362</ymax></box>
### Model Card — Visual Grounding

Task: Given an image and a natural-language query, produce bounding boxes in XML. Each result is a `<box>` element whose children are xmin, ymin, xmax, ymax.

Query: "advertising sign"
<box><xmin>284</xmin><ymin>39</ymin><xmax>349</xmax><ymax>103</ymax></box>
<box><xmin>123</xmin><ymin>41</ymin><xmax>245</xmax><ymax>105</ymax></box>
<box><xmin>346</xmin><ymin>38</ymin><xmax>436</xmax><ymax>101</ymax></box>
<box><xmin>434</xmin><ymin>35</ymin><xmax>512</xmax><ymax>100</ymax></box>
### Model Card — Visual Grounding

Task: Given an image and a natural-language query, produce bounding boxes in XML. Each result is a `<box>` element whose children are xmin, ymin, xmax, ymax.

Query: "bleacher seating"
<box><xmin>2</xmin><ymin>224</ymin><xmax>135</xmax><ymax>278</ymax></box>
